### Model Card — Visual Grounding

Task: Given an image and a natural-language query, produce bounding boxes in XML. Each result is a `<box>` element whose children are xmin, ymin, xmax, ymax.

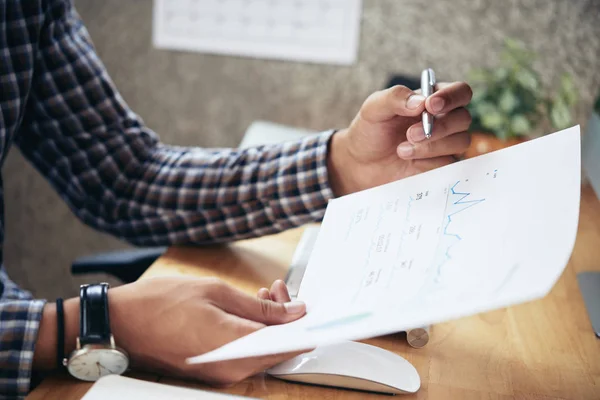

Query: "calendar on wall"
<box><xmin>152</xmin><ymin>0</ymin><xmax>362</xmax><ymax>65</ymax></box>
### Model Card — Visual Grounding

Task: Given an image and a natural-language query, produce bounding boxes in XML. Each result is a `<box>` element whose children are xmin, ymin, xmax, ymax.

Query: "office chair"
<box><xmin>385</xmin><ymin>74</ymin><xmax>420</xmax><ymax>91</ymax></box>
<box><xmin>71</xmin><ymin>247</ymin><xmax>167</xmax><ymax>283</ymax></box>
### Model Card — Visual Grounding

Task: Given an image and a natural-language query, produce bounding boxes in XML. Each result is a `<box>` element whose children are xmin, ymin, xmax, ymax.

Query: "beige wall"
<box><xmin>4</xmin><ymin>0</ymin><xmax>600</xmax><ymax>300</ymax></box>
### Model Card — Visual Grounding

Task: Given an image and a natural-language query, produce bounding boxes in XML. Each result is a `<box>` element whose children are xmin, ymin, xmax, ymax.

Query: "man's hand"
<box><xmin>328</xmin><ymin>82</ymin><xmax>473</xmax><ymax>196</ymax></box>
<box><xmin>109</xmin><ymin>277</ymin><xmax>306</xmax><ymax>385</ymax></box>
<box><xmin>34</xmin><ymin>278</ymin><xmax>307</xmax><ymax>387</ymax></box>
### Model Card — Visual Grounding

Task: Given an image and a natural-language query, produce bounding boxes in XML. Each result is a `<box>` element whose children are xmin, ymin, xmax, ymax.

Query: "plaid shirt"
<box><xmin>0</xmin><ymin>0</ymin><xmax>334</xmax><ymax>398</ymax></box>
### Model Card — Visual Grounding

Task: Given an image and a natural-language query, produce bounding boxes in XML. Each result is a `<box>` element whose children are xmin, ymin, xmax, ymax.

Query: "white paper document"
<box><xmin>153</xmin><ymin>0</ymin><xmax>362</xmax><ymax>65</ymax></box>
<box><xmin>188</xmin><ymin>126</ymin><xmax>581</xmax><ymax>364</ymax></box>
<box><xmin>82</xmin><ymin>375</ymin><xmax>255</xmax><ymax>399</ymax></box>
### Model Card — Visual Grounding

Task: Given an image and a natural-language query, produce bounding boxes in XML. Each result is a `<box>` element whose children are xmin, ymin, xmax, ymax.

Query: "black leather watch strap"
<box><xmin>79</xmin><ymin>283</ymin><xmax>111</xmax><ymax>346</ymax></box>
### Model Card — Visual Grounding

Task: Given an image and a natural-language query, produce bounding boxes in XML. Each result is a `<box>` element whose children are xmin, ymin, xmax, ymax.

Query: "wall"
<box><xmin>4</xmin><ymin>0</ymin><xmax>600</xmax><ymax>299</ymax></box>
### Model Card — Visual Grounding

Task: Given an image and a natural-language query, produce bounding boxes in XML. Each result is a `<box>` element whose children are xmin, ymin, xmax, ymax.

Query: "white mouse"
<box><xmin>266</xmin><ymin>341</ymin><xmax>420</xmax><ymax>394</ymax></box>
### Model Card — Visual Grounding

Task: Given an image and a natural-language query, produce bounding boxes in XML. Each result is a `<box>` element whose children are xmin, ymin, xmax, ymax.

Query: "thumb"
<box><xmin>360</xmin><ymin>85</ymin><xmax>425</xmax><ymax>122</ymax></box>
<box><xmin>215</xmin><ymin>284</ymin><xmax>306</xmax><ymax>325</ymax></box>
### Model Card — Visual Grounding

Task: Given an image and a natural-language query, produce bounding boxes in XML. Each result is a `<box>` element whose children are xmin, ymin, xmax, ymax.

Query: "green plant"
<box><xmin>595</xmin><ymin>93</ymin><xmax>600</xmax><ymax>115</ymax></box>
<box><xmin>467</xmin><ymin>38</ymin><xmax>577</xmax><ymax>141</ymax></box>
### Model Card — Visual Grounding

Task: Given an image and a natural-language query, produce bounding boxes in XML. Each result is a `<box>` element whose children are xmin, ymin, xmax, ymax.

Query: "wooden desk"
<box><xmin>28</xmin><ymin>186</ymin><xmax>600</xmax><ymax>399</ymax></box>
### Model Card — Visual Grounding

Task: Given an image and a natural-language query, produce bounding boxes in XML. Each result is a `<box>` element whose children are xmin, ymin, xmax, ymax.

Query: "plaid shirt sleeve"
<box><xmin>0</xmin><ymin>268</ymin><xmax>46</xmax><ymax>399</ymax></box>
<box><xmin>17</xmin><ymin>0</ymin><xmax>336</xmax><ymax>247</ymax></box>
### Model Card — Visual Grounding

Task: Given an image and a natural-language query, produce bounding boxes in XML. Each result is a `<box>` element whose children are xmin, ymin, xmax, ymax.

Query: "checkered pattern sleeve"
<box><xmin>17</xmin><ymin>0</ymin><xmax>336</xmax><ymax>247</ymax></box>
<box><xmin>0</xmin><ymin>301</ymin><xmax>45</xmax><ymax>399</ymax></box>
<box><xmin>0</xmin><ymin>268</ymin><xmax>46</xmax><ymax>399</ymax></box>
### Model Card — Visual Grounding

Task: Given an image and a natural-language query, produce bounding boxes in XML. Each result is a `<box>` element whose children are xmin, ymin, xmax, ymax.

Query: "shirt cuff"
<box><xmin>0</xmin><ymin>299</ymin><xmax>46</xmax><ymax>399</ymax></box>
<box><xmin>262</xmin><ymin>130</ymin><xmax>336</xmax><ymax>227</ymax></box>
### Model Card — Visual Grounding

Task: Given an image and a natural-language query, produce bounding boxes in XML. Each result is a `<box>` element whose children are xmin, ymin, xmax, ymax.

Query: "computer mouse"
<box><xmin>266</xmin><ymin>341</ymin><xmax>420</xmax><ymax>394</ymax></box>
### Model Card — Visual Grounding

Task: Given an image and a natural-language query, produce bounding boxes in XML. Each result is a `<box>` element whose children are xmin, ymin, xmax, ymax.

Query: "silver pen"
<box><xmin>421</xmin><ymin>68</ymin><xmax>436</xmax><ymax>139</ymax></box>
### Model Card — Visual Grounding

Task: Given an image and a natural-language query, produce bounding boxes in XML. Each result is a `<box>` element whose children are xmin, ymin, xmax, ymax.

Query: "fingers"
<box><xmin>270</xmin><ymin>280</ymin><xmax>291</xmax><ymax>303</ymax></box>
<box><xmin>257</xmin><ymin>280</ymin><xmax>291</xmax><ymax>303</ymax></box>
<box><xmin>406</xmin><ymin>107</ymin><xmax>472</xmax><ymax>143</ymax></box>
<box><xmin>360</xmin><ymin>85</ymin><xmax>425</xmax><ymax>123</ymax></box>
<box><xmin>426</xmin><ymin>82</ymin><xmax>473</xmax><ymax>115</ymax></box>
<box><xmin>398</xmin><ymin>82</ymin><xmax>472</xmax><ymax>158</ymax></box>
<box><xmin>397</xmin><ymin>131</ymin><xmax>471</xmax><ymax>160</ymax></box>
<box><xmin>257</xmin><ymin>288</ymin><xmax>270</xmax><ymax>300</ymax></box>
<box><xmin>358</xmin><ymin>82</ymin><xmax>472</xmax><ymax>125</ymax></box>
<box><xmin>216</xmin><ymin>283</ymin><xmax>306</xmax><ymax>325</ymax></box>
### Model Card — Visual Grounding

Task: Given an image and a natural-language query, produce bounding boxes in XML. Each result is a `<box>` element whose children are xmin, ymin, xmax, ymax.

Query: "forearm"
<box><xmin>32</xmin><ymin>298</ymin><xmax>79</xmax><ymax>371</ymax></box>
<box><xmin>22</xmin><ymin>130</ymin><xmax>336</xmax><ymax>247</ymax></box>
<box><xmin>118</xmin><ymin>133</ymin><xmax>336</xmax><ymax>245</ymax></box>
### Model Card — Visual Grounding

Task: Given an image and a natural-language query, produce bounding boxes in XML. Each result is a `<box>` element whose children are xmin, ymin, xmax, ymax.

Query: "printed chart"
<box><xmin>346</xmin><ymin>171</ymin><xmax>496</xmax><ymax>308</ymax></box>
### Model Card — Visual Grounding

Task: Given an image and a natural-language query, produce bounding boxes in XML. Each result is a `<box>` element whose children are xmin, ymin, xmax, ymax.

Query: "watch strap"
<box><xmin>79</xmin><ymin>283</ymin><xmax>111</xmax><ymax>345</ymax></box>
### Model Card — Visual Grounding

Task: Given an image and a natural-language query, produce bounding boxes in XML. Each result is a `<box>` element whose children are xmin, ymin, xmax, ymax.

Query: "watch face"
<box><xmin>67</xmin><ymin>348</ymin><xmax>129</xmax><ymax>381</ymax></box>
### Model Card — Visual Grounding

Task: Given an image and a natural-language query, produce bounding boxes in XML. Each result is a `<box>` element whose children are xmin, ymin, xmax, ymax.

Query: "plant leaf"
<box><xmin>475</xmin><ymin>101</ymin><xmax>497</xmax><ymax>118</ymax></box>
<box><xmin>496</xmin><ymin>127</ymin><xmax>509</xmax><ymax>141</ymax></box>
<box><xmin>468</xmin><ymin>68</ymin><xmax>491</xmax><ymax>83</ymax></box>
<box><xmin>510</xmin><ymin>114</ymin><xmax>531</xmax><ymax>135</ymax></box>
<box><xmin>515</xmin><ymin>69</ymin><xmax>539</xmax><ymax>91</ymax></box>
<box><xmin>501</xmin><ymin>38</ymin><xmax>535</xmax><ymax>67</ymax></box>
<box><xmin>550</xmin><ymin>99</ymin><xmax>572</xmax><ymax>129</ymax></box>
<box><xmin>504</xmin><ymin>38</ymin><xmax>528</xmax><ymax>55</ymax></box>
<box><xmin>494</xmin><ymin>67</ymin><xmax>509</xmax><ymax>81</ymax></box>
<box><xmin>471</xmin><ymin>87</ymin><xmax>488</xmax><ymax>103</ymax></box>
<box><xmin>499</xmin><ymin>89</ymin><xmax>518</xmax><ymax>113</ymax></box>
<box><xmin>560</xmin><ymin>73</ymin><xmax>578</xmax><ymax>106</ymax></box>
<box><xmin>481</xmin><ymin>110</ymin><xmax>505</xmax><ymax>131</ymax></box>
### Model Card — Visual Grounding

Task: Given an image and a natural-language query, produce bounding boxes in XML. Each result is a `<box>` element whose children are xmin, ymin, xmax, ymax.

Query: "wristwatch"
<box><xmin>63</xmin><ymin>283</ymin><xmax>129</xmax><ymax>381</ymax></box>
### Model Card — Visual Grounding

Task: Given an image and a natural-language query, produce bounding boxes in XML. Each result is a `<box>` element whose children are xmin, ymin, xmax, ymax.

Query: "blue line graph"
<box><xmin>434</xmin><ymin>181</ymin><xmax>485</xmax><ymax>282</ymax></box>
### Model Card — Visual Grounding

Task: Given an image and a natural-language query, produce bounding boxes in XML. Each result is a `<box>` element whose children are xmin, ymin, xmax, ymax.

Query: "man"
<box><xmin>0</xmin><ymin>0</ymin><xmax>473</xmax><ymax>398</ymax></box>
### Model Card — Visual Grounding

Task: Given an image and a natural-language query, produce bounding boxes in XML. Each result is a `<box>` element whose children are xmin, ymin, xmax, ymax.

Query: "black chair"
<box><xmin>71</xmin><ymin>247</ymin><xmax>167</xmax><ymax>283</ymax></box>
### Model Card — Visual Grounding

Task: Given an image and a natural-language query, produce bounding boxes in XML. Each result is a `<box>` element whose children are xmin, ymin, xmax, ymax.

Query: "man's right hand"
<box><xmin>109</xmin><ymin>277</ymin><xmax>307</xmax><ymax>385</ymax></box>
<box><xmin>34</xmin><ymin>277</ymin><xmax>307</xmax><ymax>386</ymax></box>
